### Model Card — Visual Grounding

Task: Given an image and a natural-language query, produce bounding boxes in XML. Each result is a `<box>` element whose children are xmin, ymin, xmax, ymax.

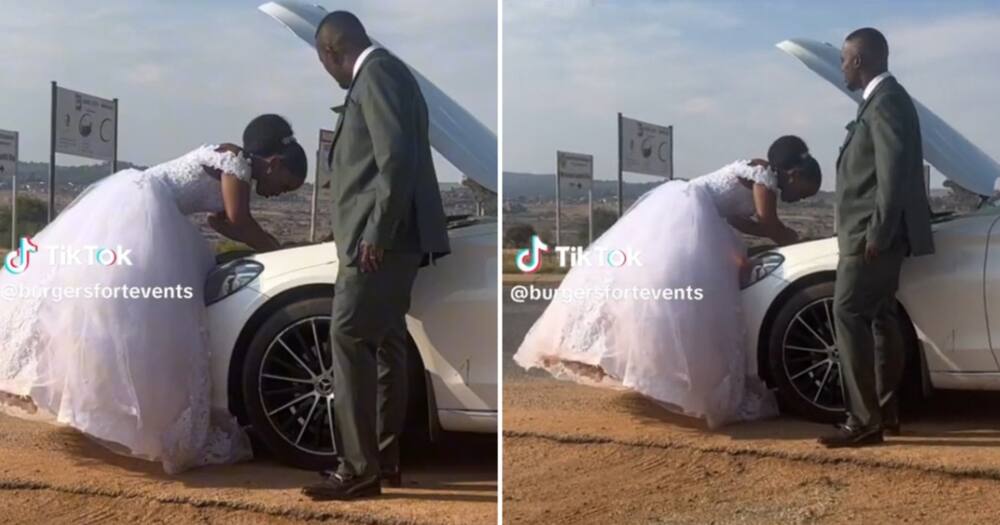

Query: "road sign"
<box><xmin>0</xmin><ymin>129</ymin><xmax>18</xmax><ymax>250</ymax></box>
<box><xmin>556</xmin><ymin>150</ymin><xmax>595</xmax><ymax>245</ymax></box>
<box><xmin>310</xmin><ymin>128</ymin><xmax>336</xmax><ymax>242</ymax></box>
<box><xmin>620</xmin><ymin>115</ymin><xmax>672</xmax><ymax>178</ymax></box>
<box><xmin>54</xmin><ymin>86</ymin><xmax>117</xmax><ymax>161</ymax></box>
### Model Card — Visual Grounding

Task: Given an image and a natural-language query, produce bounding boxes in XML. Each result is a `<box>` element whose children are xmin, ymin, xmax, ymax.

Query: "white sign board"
<box><xmin>54</xmin><ymin>86</ymin><xmax>116</xmax><ymax>161</ymax></box>
<box><xmin>620</xmin><ymin>115</ymin><xmax>672</xmax><ymax>178</ymax></box>
<box><xmin>557</xmin><ymin>150</ymin><xmax>593</xmax><ymax>189</ymax></box>
<box><xmin>0</xmin><ymin>129</ymin><xmax>16</xmax><ymax>178</ymax></box>
<box><xmin>317</xmin><ymin>128</ymin><xmax>335</xmax><ymax>188</ymax></box>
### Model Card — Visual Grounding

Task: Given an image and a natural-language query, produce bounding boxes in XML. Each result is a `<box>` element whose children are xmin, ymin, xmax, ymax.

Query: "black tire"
<box><xmin>766</xmin><ymin>281</ymin><xmax>845</xmax><ymax>423</ymax></box>
<box><xmin>240</xmin><ymin>294</ymin><xmax>429</xmax><ymax>470</ymax></box>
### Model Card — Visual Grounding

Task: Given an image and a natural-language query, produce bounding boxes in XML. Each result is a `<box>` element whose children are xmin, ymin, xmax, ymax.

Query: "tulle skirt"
<box><xmin>513</xmin><ymin>180</ymin><xmax>777</xmax><ymax>428</ymax></box>
<box><xmin>0</xmin><ymin>169</ymin><xmax>251</xmax><ymax>473</ymax></box>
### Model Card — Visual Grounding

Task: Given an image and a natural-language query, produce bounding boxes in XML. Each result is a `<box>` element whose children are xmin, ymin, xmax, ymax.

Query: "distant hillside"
<box><xmin>0</xmin><ymin>160</ymin><xmax>147</xmax><ymax>189</ymax></box>
<box><xmin>503</xmin><ymin>171</ymin><xmax>664</xmax><ymax>201</ymax></box>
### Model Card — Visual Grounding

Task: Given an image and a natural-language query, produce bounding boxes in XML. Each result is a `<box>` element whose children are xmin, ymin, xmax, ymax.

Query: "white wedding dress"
<box><xmin>514</xmin><ymin>161</ymin><xmax>780</xmax><ymax>428</ymax></box>
<box><xmin>0</xmin><ymin>145</ymin><xmax>253</xmax><ymax>473</ymax></box>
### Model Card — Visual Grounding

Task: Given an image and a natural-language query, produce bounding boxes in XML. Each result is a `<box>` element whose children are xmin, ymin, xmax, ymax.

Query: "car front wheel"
<box><xmin>767</xmin><ymin>281</ymin><xmax>845</xmax><ymax>423</ymax></box>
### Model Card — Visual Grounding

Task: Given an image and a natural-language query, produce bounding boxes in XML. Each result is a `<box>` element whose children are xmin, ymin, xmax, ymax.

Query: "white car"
<box><xmin>742</xmin><ymin>38</ymin><xmax>1000</xmax><ymax>422</ymax></box>
<box><xmin>202</xmin><ymin>1</ymin><xmax>497</xmax><ymax>469</ymax></box>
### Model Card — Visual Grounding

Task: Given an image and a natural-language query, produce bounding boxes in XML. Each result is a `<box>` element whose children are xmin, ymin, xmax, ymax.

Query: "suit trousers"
<box><xmin>330</xmin><ymin>250</ymin><xmax>422</xmax><ymax>478</ymax></box>
<box><xmin>833</xmin><ymin>242</ymin><xmax>907</xmax><ymax>429</ymax></box>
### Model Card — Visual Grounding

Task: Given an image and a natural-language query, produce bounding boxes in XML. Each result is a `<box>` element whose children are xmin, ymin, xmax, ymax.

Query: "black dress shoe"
<box><xmin>818</xmin><ymin>424</ymin><xmax>884</xmax><ymax>448</ymax></box>
<box><xmin>319</xmin><ymin>467</ymin><xmax>402</xmax><ymax>487</ymax></box>
<box><xmin>302</xmin><ymin>473</ymin><xmax>381</xmax><ymax>501</ymax></box>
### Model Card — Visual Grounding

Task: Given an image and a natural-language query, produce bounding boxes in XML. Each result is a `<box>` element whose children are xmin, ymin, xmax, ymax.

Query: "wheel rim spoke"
<box><xmin>262</xmin><ymin>373</ymin><xmax>313</xmax><ymax>384</ymax></box>
<box><xmin>310</xmin><ymin>319</ymin><xmax>326</xmax><ymax>374</ymax></box>
<box><xmin>266</xmin><ymin>391</ymin><xmax>315</xmax><ymax>417</ymax></box>
<box><xmin>326</xmin><ymin>397</ymin><xmax>337</xmax><ymax>453</ymax></box>
<box><xmin>277</xmin><ymin>335</ymin><xmax>319</xmax><ymax>378</ymax></box>
<box><xmin>786</xmin><ymin>345</ymin><xmax>827</xmax><ymax>354</ymax></box>
<box><xmin>823</xmin><ymin>299</ymin><xmax>835</xmax><ymax>340</ymax></box>
<box><xmin>794</xmin><ymin>314</ymin><xmax>831</xmax><ymax>348</ymax></box>
<box><xmin>296</xmin><ymin>396</ymin><xmax>321</xmax><ymax>445</ymax></box>
<box><xmin>791</xmin><ymin>358</ymin><xmax>829</xmax><ymax>380</ymax></box>
<box><xmin>813</xmin><ymin>361</ymin><xmax>834</xmax><ymax>403</ymax></box>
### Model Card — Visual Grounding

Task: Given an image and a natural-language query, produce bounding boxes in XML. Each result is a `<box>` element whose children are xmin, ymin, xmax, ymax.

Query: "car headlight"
<box><xmin>741</xmin><ymin>252</ymin><xmax>784</xmax><ymax>289</ymax></box>
<box><xmin>204</xmin><ymin>259</ymin><xmax>264</xmax><ymax>306</ymax></box>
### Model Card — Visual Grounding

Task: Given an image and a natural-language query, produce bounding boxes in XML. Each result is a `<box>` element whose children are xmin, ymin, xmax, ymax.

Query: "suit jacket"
<box><xmin>836</xmin><ymin>76</ymin><xmax>934</xmax><ymax>257</ymax></box>
<box><xmin>327</xmin><ymin>48</ymin><xmax>450</xmax><ymax>266</ymax></box>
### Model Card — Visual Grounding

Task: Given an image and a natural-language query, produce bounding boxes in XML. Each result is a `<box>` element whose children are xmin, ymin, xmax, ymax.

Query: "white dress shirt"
<box><xmin>352</xmin><ymin>45</ymin><xmax>379</xmax><ymax>82</ymax></box>
<box><xmin>863</xmin><ymin>72</ymin><xmax>892</xmax><ymax>100</ymax></box>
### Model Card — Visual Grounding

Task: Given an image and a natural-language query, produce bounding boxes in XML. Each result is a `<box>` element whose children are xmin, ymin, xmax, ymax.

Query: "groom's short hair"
<box><xmin>315</xmin><ymin>10</ymin><xmax>369</xmax><ymax>49</ymax></box>
<box><xmin>845</xmin><ymin>27</ymin><xmax>889</xmax><ymax>69</ymax></box>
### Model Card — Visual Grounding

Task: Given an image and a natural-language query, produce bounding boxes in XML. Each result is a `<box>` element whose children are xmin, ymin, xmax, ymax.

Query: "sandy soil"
<box><xmin>503</xmin><ymin>380</ymin><xmax>1000</xmax><ymax>524</ymax></box>
<box><xmin>0</xmin><ymin>413</ymin><xmax>496</xmax><ymax>525</ymax></box>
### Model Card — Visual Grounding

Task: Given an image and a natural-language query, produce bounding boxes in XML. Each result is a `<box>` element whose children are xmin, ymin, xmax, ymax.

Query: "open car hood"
<box><xmin>259</xmin><ymin>1</ymin><xmax>497</xmax><ymax>194</ymax></box>
<box><xmin>777</xmin><ymin>38</ymin><xmax>1000</xmax><ymax>196</ymax></box>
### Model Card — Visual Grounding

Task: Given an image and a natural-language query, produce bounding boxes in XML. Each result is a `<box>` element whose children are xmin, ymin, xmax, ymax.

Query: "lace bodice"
<box><xmin>141</xmin><ymin>145</ymin><xmax>253</xmax><ymax>215</ymax></box>
<box><xmin>688</xmin><ymin>160</ymin><xmax>778</xmax><ymax>219</ymax></box>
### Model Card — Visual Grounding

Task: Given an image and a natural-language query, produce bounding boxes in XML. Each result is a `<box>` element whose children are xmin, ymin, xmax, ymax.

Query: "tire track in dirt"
<box><xmin>504</xmin><ymin>429</ymin><xmax>1000</xmax><ymax>482</ymax></box>
<box><xmin>0</xmin><ymin>476</ymin><xmax>421</xmax><ymax>525</ymax></box>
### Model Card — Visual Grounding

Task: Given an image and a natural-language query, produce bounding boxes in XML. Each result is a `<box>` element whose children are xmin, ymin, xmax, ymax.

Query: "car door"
<box><xmin>900</xmin><ymin>213</ymin><xmax>1000</xmax><ymax>372</ymax></box>
<box><xmin>982</xmin><ymin>212</ymin><xmax>1000</xmax><ymax>367</ymax></box>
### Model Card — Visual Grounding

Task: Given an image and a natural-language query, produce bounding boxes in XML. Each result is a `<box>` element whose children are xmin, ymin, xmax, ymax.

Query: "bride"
<box><xmin>0</xmin><ymin>114</ymin><xmax>307</xmax><ymax>473</ymax></box>
<box><xmin>514</xmin><ymin>135</ymin><xmax>822</xmax><ymax>428</ymax></box>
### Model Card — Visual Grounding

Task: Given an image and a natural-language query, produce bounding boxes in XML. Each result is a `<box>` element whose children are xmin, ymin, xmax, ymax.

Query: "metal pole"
<box><xmin>10</xmin><ymin>131</ymin><xmax>17</xmax><ymax>250</ymax></box>
<box><xmin>588</xmin><ymin>181</ymin><xmax>593</xmax><ymax>245</ymax></box>
<box><xmin>668</xmin><ymin>125</ymin><xmax>674</xmax><ymax>181</ymax></box>
<box><xmin>112</xmin><ymin>97</ymin><xmax>119</xmax><ymax>173</ymax></box>
<box><xmin>48</xmin><ymin>81</ymin><xmax>56</xmax><ymax>223</ymax></box>
<box><xmin>310</xmin><ymin>149</ymin><xmax>319</xmax><ymax>243</ymax></box>
<box><xmin>617</xmin><ymin>112</ymin><xmax>623</xmax><ymax>217</ymax></box>
<box><xmin>555</xmin><ymin>152</ymin><xmax>561</xmax><ymax>245</ymax></box>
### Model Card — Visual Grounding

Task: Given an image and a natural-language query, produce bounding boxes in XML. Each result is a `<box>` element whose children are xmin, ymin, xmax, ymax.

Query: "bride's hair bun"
<box><xmin>767</xmin><ymin>135</ymin><xmax>809</xmax><ymax>171</ymax></box>
<box><xmin>243</xmin><ymin>114</ymin><xmax>294</xmax><ymax>156</ymax></box>
<box><xmin>243</xmin><ymin>114</ymin><xmax>308</xmax><ymax>181</ymax></box>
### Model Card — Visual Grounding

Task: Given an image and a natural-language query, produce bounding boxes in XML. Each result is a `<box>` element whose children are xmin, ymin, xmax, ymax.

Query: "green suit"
<box><xmin>327</xmin><ymin>48</ymin><xmax>450</xmax><ymax>478</ymax></box>
<box><xmin>834</xmin><ymin>75</ymin><xmax>933</xmax><ymax>429</ymax></box>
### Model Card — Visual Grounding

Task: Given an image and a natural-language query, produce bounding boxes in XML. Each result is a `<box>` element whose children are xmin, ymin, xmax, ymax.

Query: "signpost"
<box><xmin>49</xmin><ymin>82</ymin><xmax>118</xmax><ymax>222</ymax></box>
<box><xmin>617</xmin><ymin>113</ymin><xmax>672</xmax><ymax>216</ymax></box>
<box><xmin>0</xmin><ymin>129</ymin><xmax>17</xmax><ymax>250</ymax></box>
<box><xmin>311</xmin><ymin>128</ymin><xmax>335</xmax><ymax>242</ymax></box>
<box><xmin>556</xmin><ymin>150</ymin><xmax>594</xmax><ymax>245</ymax></box>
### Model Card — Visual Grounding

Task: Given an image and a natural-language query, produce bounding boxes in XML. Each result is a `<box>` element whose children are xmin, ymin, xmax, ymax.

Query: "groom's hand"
<box><xmin>864</xmin><ymin>242</ymin><xmax>879</xmax><ymax>263</ymax></box>
<box><xmin>359</xmin><ymin>240</ymin><xmax>384</xmax><ymax>273</ymax></box>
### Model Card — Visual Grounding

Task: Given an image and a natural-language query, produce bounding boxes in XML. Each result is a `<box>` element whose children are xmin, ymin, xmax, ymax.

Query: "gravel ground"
<box><xmin>0</xmin><ymin>414</ymin><xmax>496</xmax><ymax>525</ymax></box>
<box><xmin>503</xmin><ymin>285</ymin><xmax>1000</xmax><ymax>524</ymax></box>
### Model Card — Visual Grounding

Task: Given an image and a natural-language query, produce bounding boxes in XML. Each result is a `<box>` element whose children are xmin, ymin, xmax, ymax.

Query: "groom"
<box><xmin>820</xmin><ymin>28</ymin><xmax>934</xmax><ymax>448</ymax></box>
<box><xmin>303</xmin><ymin>11</ymin><xmax>450</xmax><ymax>499</ymax></box>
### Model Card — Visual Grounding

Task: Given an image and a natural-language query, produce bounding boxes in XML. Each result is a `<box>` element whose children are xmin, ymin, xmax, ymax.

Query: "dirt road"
<box><xmin>504</xmin><ymin>381</ymin><xmax>1000</xmax><ymax>524</ymax></box>
<box><xmin>503</xmin><ymin>285</ymin><xmax>1000</xmax><ymax>524</ymax></box>
<box><xmin>0</xmin><ymin>413</ymin><xmax>496</xmax><ymax>525</ymax></box>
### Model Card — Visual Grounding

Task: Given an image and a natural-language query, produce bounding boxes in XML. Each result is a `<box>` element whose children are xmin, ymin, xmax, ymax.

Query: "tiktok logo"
<box><xmin>3</xmin><ymin>237</ymin><xmax>39</xmax><ymax>275</ymax></box>
<box><xmin>515</xmin><ymin>235</ymin><xmax>550</xmax><ymax>273</ymax></box>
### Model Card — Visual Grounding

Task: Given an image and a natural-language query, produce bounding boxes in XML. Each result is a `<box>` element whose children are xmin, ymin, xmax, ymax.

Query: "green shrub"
<box><xmin>0</xmin><ymin>195</ymin><xmax>48</xmax><ymax>247</ymax></box>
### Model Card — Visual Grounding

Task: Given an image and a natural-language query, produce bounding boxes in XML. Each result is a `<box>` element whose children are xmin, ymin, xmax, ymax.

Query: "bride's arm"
<box><xmin>727</xmin><ymin>184</ymin><xmax>799</xmax><ymax>246</ymax></box>
<box><xmin>210</xmin><ymin>174</ymin><xmax>281</xmax><ymax>252</ymax></box>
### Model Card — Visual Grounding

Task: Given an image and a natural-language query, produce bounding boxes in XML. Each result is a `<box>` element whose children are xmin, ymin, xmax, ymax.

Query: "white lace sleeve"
<box><xmin>729</xmin><ymin>160</ymin><xmax>778</xmax><ymax>191</ymax></box>
<box><xmin>196</xmin><ymin>145</ymin><xmax>252</xmax><ymax>182</ymax></box>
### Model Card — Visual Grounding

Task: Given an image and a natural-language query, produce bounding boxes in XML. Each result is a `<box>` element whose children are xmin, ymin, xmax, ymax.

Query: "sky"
<box><xmin>0</xmin><ymin>0</ymin><xmax>497</xmax><ymax>183</ymax></box>
<box><xmin>503</xmin><ymin>0</ymin><xmax>1000</xmax><ymax>191</ymax></box>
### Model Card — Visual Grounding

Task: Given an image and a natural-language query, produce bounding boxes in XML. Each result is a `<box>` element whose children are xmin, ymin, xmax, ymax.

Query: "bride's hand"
<box><xmin>207</xmin><ymin>212</ymin><xmax>227</xmax><ymax>232</ymax></box>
